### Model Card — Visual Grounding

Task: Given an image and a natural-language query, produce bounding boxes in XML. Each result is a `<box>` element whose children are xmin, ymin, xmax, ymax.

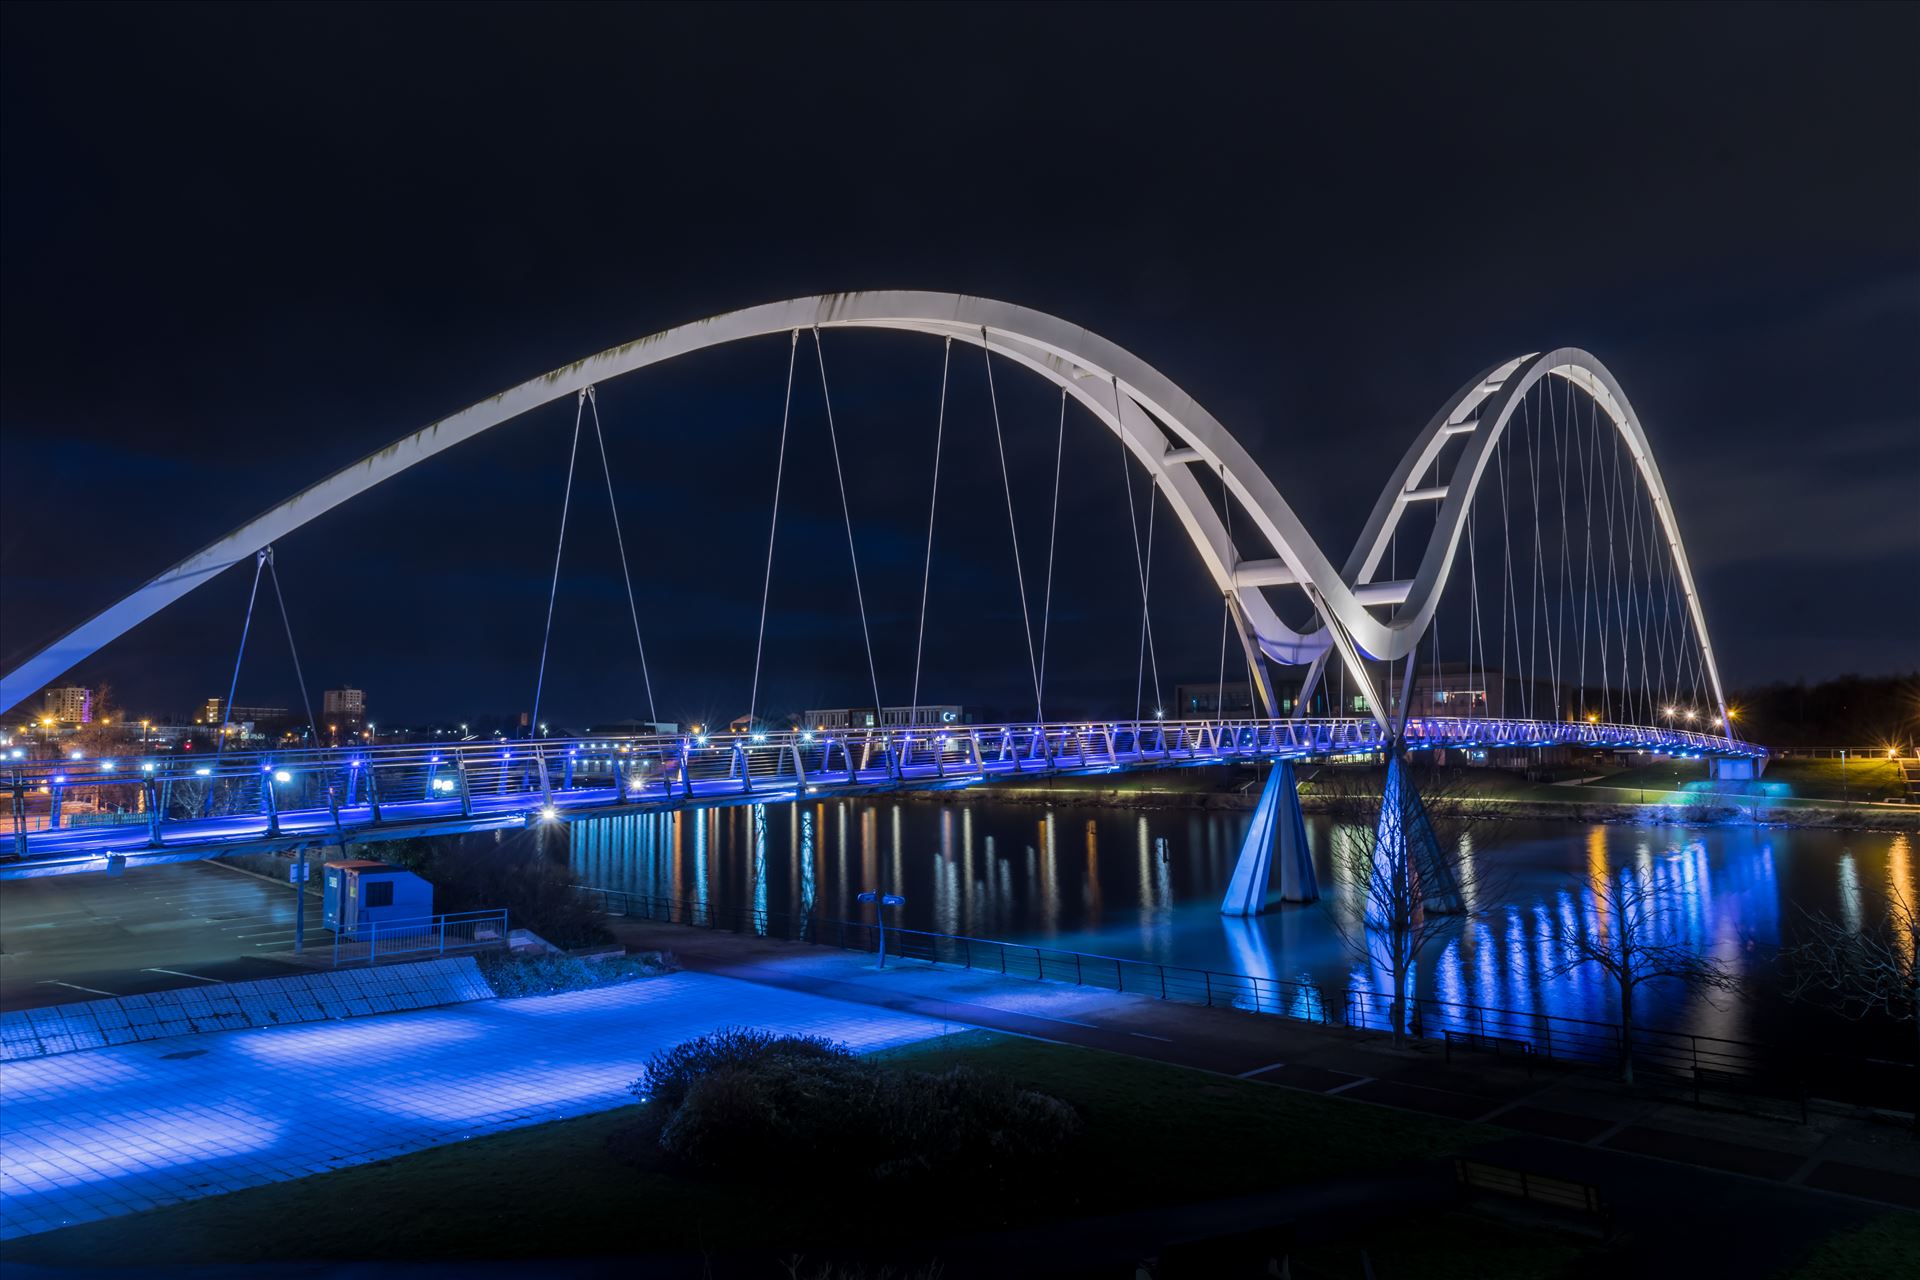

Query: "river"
<box><xmin>566</xmin><ymin>795</ymin><xmax>1916</xmax><ymax>1060</ymax></box>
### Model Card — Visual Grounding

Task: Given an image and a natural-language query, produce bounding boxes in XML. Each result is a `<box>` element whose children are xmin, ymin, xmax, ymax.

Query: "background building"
<box><xmin>323</xmin><ymin>687</ymin><xmax>366</xmax><ymax>725</ymax></box>
<box><xmin>43</xmin><ymin>686</ymin><xmax>92</xmax><ymax>724</ymax></box>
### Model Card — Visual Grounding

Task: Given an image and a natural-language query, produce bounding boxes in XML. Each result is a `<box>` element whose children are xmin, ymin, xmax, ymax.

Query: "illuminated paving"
<box><xmin>0</xmin><ymin>972</ymin><xmax>946</xmax><ymax>1239</ymax></box>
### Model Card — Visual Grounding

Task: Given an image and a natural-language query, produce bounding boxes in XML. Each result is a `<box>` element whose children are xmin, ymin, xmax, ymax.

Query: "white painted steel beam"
<box><xmin>1</xmin><ymin>295</ymin><xmax>1732</xmax><ymax>733</ymax></box>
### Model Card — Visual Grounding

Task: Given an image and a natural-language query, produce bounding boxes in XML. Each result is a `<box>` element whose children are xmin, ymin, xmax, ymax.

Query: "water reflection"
<box><xmin>562</xmin><ymin>797</ymin><xmax>1915</xmax><ymax>1054</ymax></box>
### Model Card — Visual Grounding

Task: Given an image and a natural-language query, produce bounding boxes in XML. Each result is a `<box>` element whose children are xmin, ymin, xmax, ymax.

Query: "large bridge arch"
<box><xmin>0</xmin><ymin>295</ymin><xmax>1728</xmax><ymax>732</ymax></box>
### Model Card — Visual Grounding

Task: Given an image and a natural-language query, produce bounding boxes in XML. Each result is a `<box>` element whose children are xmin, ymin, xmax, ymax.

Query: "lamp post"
<box><xmin>857</xmin><ymin>890</ymin><xmax>906</xmax><ymax>968</ymax></box>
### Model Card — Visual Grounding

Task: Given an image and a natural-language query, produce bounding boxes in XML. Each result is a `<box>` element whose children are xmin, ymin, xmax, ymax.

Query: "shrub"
<box><xmin>477</xmin><ymin>949</ymin><xmax>677</xmax><ymax>997</ymax></box>
<box><xmin>632</xmin><ymin>1027</ymin><xmax>852</xmax><ymax>1113</ymax></box>
<box><xmin>620</xmin><ymin>1030</ymin><xmax>1080</xmax><ymax>1187</ymax></box>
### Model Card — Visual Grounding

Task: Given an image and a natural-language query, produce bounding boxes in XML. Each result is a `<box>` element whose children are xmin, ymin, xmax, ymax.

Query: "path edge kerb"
<box><xmin>0</xmin><ymin>958</ymin><xmax>495</xmax><ymax>1061</ymax></box>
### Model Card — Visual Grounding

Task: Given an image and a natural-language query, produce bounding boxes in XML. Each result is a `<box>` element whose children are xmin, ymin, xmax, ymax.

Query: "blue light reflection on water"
<box><xmin>564</xmin><ymin>802</ymin><xmax>1917</xmax><ymax>1055</ymax></box>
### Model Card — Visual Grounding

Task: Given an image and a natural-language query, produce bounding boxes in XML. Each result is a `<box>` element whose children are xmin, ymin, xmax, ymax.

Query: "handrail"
<box><xmin>4</xmin><ymin>714</ymin><xmax>1765</xmax><ymax>867</ymax></box>
<box><xmin>330</xmin><ymin>907</ymin><xmax>509</xmax><ymax>966</ymax></box>
<box><xmin>1</xmin><ymin>715</ymin><xmax>1763</xmax><ymax>789</ymax></box>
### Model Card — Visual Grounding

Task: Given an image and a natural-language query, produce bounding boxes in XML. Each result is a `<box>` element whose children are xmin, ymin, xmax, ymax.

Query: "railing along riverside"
<box><xmin>573</xmin><ymin>886</ymin><xmax>1907</xmax><ymax>1115</ymax></box>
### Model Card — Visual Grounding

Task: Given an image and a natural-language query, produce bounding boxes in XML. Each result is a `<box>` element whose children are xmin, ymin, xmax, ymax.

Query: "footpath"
<box><xmin>0</xmin><ymin>970</ymin><xmax>944</xmax><ymax>1241</ymax></box>
<box><xmin>607</xmin><ymin>917</ymin><xmax>1920</xmax><ymax>1214</ymax></box>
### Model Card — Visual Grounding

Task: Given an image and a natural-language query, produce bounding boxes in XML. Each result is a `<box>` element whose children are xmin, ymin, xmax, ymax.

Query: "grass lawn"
<box><xmin>1589</xmin><ymin>757</ymin><xmax>1906</xmax><ymax>806</ymax></box>
<box><xmin>6</xmin><ymin>1031</ymin><xmax>1495</xmax><ymax>1270</ymax></box>
<box><xmin>1778</xmin><ymin>1209</ymin><xmax>1920</xmax><ymax>1278</ymax></box>
<box><xmin>1288</xmin><ymin>1209</ymin><xmax>1587</xmax><ymax>1280</ymax></box>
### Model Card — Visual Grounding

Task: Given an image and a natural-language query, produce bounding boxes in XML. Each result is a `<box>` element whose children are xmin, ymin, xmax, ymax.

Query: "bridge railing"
<box><xmin>574</xmin><ymin>885</ymin><xmax>1901</xmax><ymax>1113</ymax></box>
<box><xmin>6</xmin><ymin>716</ymin><xmax>1763</xmax><ymax>857</ymax></box>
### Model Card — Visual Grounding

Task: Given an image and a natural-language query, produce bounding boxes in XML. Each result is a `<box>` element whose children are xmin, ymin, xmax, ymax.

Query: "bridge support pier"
<box><xmin>1371</xmin><ymin>750</ymin><xmax>1463</xmax><ymax>923</ymax></box>
<box><xmin>1221</xmin><ymin>759</ymin><xmax>1318</xmax><ymax>916</ymax></box>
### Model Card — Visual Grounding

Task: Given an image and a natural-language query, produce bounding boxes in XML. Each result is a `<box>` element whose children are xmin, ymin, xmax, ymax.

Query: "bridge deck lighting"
<box><xmin>540</xmin><ymin>805</ymin><xmax>558</xmax><ymax>821</ymax></box>
<box><xmin>274</xmin><ymin>770</ymin><xmax>292</xmax><ymax>783</ymax></box>
<box><xmin>195</xmin><ymin>767</ymin><xmax>211</xmax><ymax>776</ymax></box>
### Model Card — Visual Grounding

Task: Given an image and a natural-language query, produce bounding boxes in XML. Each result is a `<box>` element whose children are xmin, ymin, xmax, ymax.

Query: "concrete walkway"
<box><xmin>0</xmin><ymin>971</ymin><xmax>945</xmax><ymax>1240</ymax></box>
<box><xmin>608</xmin><ymin>919</ymin><xmax>1920</xmax><ymax>1215</ymax></box>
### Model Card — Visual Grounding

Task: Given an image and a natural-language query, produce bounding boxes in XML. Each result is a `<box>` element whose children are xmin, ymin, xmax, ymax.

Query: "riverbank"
<box><xmin>900</xmin><ymin>770</ymin><xmax>1920</xmax><ymax>832</ymax></box>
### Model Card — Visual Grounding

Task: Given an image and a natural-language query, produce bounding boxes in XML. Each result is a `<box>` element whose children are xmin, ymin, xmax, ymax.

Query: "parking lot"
<box><xmin>0</xmin><ymin>861</ymin><xmax>325</xmax><ymax>1012</ymax></box>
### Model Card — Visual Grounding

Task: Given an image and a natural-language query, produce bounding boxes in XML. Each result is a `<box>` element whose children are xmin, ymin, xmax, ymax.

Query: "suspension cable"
<box><xmin>1035</xmin><ymin>386</ymin><xmax>1067</xmax><ymax>719</ymax></box>
<box><xmin>211</xmin><ymin>549</ymin><xmax>268</xmax><ymax>774</ymax></box>
<box><xmin>814</xmin><ymin>328</ymin><xmax>885</xmax><ymax>718</ymax></box>
<box><xmin>1113</xmin><ymin>376</ymin><xmax>1164</xmax><ymax>722</ymax></box>
<box><xmin>585</xmin><ymin>386</ymin><xmax>658</xmax><ymax>723</ymax></box>
<box><xmin>1135</xmin><ymin>484</ymin><xmax>1165</xmax><ymax>720</ymax></box>
<box><xmin>909</xmin><ymin>338</ymin><xmax>953</xmax><ymax>724</ymax></box>
<box><xmin>748</xmin><ymin>331</ymin><xmax>800</xmax><ymax>730</ymax></box>
<box><xmin>263</xmin><ymin>549</ymin><xmax>320</xmax><ymax>749</ymax></box>
<box><xmin>1215</xmin><ymin>467</ymin><xmax>1231</xmax><ymax>719</ymax></box>
<box><xmin>981</xmin><ymin>332</ymin><xmax>1043</xmax><ymax>719</ymax></box>
<box><xmin>529</xmin><ymin>391</ymin><xmax>586</xmax><ymax>739</ymax></box>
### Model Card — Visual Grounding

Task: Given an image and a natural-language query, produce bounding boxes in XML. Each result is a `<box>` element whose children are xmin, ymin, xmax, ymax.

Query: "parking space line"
<box><xmin>36</xmin><ymin>980</ymin><xmax>117</xmax><ymax>996</ymax></box>
<box><xmin>140</xmin><ymin>968</ymin><xmax>223</xmax><ymax>983</ymax></box>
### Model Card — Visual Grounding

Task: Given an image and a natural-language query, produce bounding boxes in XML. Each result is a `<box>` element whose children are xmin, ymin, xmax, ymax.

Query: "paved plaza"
<box><xmin>0</xmin><ymin>971</ymin><xmax>947</xmax><ymax>1239</ymax></box>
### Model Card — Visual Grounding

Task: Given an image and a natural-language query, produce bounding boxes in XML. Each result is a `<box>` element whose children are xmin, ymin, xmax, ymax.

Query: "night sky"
<box><xmin>2</xmin><ymin>3</ymin><xmax>1915</xmax><ymax>731</ymax></box>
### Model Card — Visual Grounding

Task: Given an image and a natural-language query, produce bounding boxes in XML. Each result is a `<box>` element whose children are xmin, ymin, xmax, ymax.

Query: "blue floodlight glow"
<box><xmin>52</xmin><ymin>773</ymin><xmax>66</xmax><ymax>784</ymax></box>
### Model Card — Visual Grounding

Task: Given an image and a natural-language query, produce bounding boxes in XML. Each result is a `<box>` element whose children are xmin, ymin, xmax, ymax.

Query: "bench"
<box><xmin>1693</xmin><ymin>1066</ymin><xmax>1808</xmax><ymax>1123</ymax></box>
<box><xmin>1455</xmin><ymin>1159</ymin><xmax>1610</xmax><ymax>1236</ymax></box>
<box><xmin>1443</xmin><ymin>1029</ymin><xmax>1537</xmax><ymax>1077</ymax></box>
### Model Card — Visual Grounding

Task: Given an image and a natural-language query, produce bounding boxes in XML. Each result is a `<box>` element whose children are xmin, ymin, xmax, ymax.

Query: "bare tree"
<box><xmin>1320</xmin><ymin>760</ymin><xmax>1505</xmax><ymax>1047</ymax></box>
<box><xmin>1547</xmin><ymin>867</ymin><xmax>1740</xmax><ymax>1084</ymax></box>
<box><xmin>1783</xmin><ymin>887</ymin><xmax>1919</xmax><ymax>1111</ymax></box>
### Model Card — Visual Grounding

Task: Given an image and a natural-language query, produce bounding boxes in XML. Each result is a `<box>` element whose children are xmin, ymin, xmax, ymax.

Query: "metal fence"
<box><xmin>330</xmin><ymin>909</ymin><xmax>510</xmax><ymax>966</ymax></box>
<box><xmin>573</xmin><ymin>885</ymin><xmax>1912</xmax><ymax>1113</ymax></box>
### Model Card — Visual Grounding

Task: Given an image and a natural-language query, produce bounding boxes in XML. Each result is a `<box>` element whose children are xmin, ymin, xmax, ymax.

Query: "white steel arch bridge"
<box><xmin>1</xmin><ymin>292</ymin><xmax>1760</xmax><ymax>886</ymax></box>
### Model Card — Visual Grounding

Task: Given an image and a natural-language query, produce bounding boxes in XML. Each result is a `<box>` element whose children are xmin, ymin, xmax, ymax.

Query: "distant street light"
<box><xmin>857</xmin><ymin>890</ymin><xmax>906</xmax><ymax>968</ymax></box>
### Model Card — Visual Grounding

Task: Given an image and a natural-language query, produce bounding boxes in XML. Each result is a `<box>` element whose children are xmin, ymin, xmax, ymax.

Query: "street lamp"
<box><xmin>857</xmin><ymin>890</ymin><xmax>906</xmax><ymax>968</ymax></box>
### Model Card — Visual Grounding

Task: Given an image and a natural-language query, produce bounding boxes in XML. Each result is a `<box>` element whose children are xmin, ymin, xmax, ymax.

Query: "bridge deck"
<box><xmin>3</xmin><ymin>718</ymin><xmax>1761</xmax><ymax>878</ymax></box>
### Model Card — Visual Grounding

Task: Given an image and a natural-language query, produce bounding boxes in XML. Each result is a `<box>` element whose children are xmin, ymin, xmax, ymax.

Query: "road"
<box><xmin>0</xmin><ymin>862</ymin><xmax>320</xmax><ymax>1011</ymax></box>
